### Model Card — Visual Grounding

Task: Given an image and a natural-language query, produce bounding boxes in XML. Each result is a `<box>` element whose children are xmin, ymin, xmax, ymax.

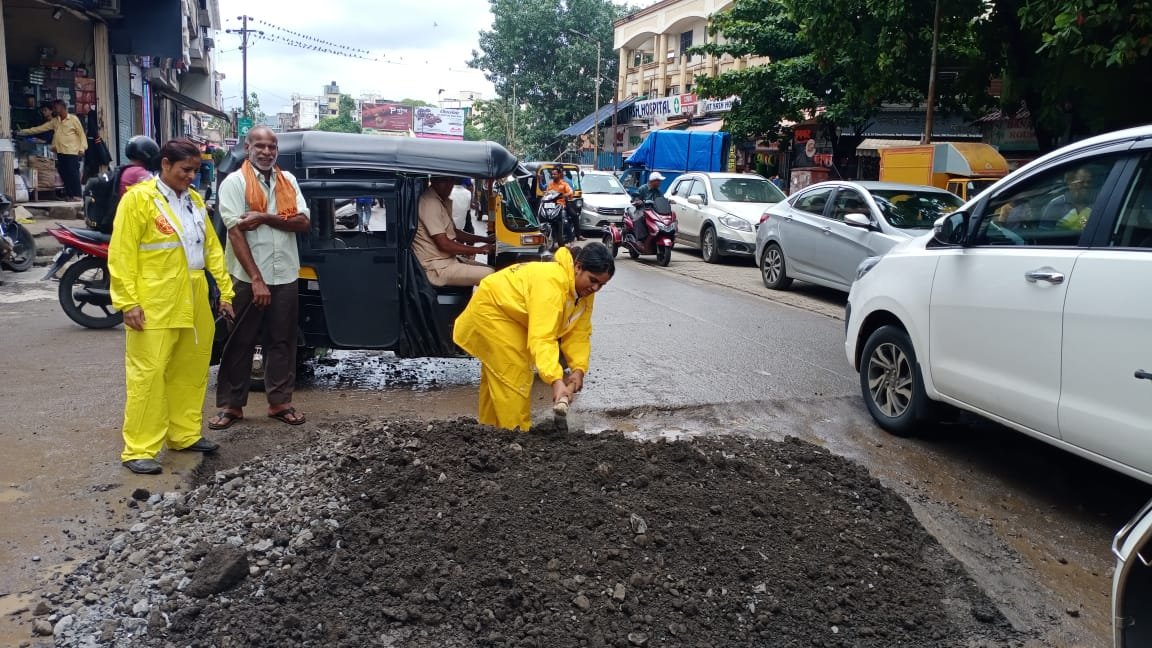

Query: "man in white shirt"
<box><xmin>209</xmin><ymin>126</ymin><xmax>310</xmax><ymax>430</ymax></box>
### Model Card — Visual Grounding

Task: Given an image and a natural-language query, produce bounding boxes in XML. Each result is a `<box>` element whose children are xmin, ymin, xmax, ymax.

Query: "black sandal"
<box><xmin>268</xmin><ymin>407</ymin><xmax>306</xmax><ymax>426</ymax></box>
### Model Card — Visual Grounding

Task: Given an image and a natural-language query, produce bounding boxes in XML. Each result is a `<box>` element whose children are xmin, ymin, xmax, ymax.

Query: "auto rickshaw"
<box><xmin>520</xmin><ymin>161</ymin><xmax>584</xmax><ymax>214</ymax></box>
<box><xmin>213</xmin><ymin>131</ymin><xmax>546</xmax><ymax>362</ymax></box>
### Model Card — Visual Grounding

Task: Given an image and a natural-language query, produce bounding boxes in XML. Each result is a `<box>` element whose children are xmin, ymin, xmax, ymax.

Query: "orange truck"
<box><xmin>879</xmin><ymin>142</ymin><xmax>1010</xmax><ymax>201</ymax></box>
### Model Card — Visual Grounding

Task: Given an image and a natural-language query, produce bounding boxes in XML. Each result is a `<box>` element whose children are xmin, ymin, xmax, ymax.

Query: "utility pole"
<box><xmin>226</xmin><ymin>15</ymin><xmax>262</xmax><ymax>117</ymax></box>
<box><xmin>920</xmin><ymin>0</ymin><xmax>942</xmax><ymax>145</ymax></box>
<box><xmin>569</xmin><ymin>30</ymin><xmax>602</xmax><ymax>169</ymax></box>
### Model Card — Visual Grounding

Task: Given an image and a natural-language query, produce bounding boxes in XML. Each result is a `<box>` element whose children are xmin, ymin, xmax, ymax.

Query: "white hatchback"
<box><xmin>844</xmin><ymin>124</ymin><xmax>1152</xmax><ymax>483</ymax></box>
<box><xmin>665</xmin><ymin>172</ymin><xmax>787</xmax><ymax>263</ymax></box>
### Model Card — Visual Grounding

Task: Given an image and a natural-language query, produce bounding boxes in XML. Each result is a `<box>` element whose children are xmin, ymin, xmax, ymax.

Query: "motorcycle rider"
<box><xmin>630</xmin><ymin>171</ymin><xmax>665</xmax><ymax>241</ymax></box>
<box><xmin>544</xmin><ymin>168</ymin><xmax>576</xmax><ymax>242</ymax></box>
<box><xmin>119</xmin><ymin>135</ymin><xmax>159</xmax><ymax>195</ymax></box>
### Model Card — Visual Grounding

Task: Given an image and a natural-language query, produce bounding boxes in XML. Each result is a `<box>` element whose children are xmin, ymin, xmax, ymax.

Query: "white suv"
<box><xmin>844</xmin><ymin>125</ymin><xmax>1152</xmax><ymax>483</ymax></box>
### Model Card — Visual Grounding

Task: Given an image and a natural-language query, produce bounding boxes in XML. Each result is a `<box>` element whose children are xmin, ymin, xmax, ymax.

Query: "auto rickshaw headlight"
<box><xmin>521</xmin><ymin>234</ymin><xmax>545</xmax><ymax>246</ymax></box>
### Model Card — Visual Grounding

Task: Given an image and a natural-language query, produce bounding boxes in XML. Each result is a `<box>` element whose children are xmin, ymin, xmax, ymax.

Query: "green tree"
<box><xmin>469</xmin><ymin>0</ymin><xmax>630</xmax><ymax>158</ymax></box>
<box><xmin>398</xmin><ymin>97</ymin><xmax>435</xmax><ymax>107</ymax></box>
<box><xmin>692</xmin><ymin>0</ymin><xmax>986</xmax><ymax>152</ymax></box>
<box><xmin>244</xmin><ymin>92</ymin><xmax>268</xmax><ymax>124</ymax></box>
<box><xmin>985</xmin><ymin>0</ymin><xmax>1152</xmax><ymax>148</ymax></box>
<box><xmin>316</xmin><ymin>94</ymin><xmax>362</xmax><ymax>134</ymax></box>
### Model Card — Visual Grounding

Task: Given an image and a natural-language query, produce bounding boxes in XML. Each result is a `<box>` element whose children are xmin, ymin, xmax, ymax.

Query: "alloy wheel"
<box><xmin>865</xmin><ymin>342</ymin><xmax>914</xmax><ymax>418</ymax></box>
<box><xmin>762</xmin><ymin>248</ymin><xmax>783</xmax><ymax>285</ymax></box>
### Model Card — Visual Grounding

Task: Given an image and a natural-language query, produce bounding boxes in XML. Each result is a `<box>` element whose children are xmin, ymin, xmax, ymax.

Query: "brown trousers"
<box><xmin>215</xmin><ymin>279</ymin><xmax>298</xmax><ymax>408</ymax></box>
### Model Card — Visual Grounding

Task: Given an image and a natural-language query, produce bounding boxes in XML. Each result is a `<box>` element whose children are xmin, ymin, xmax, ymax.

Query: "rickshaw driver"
<box><xmin>414</xmin><ymin>176</ymin><xmax>496</xmax><ymax>286</ymax></box>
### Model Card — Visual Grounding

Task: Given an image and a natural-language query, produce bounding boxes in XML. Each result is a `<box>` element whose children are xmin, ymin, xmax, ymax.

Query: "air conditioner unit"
<box><xmin>203</xmin><ymin>37</ymin><xmax>215</xmax><ymax>49</ymax></box>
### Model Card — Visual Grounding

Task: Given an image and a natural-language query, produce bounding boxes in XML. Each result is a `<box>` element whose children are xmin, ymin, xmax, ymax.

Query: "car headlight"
<box><xmin>855</xmin><ymin>256</ymin><xmax>882</xmax><ymax>280</ymax></box>
<box><xmin>717</xmin><ymin>214</ymin><xmax>753</xmax><ymax>232</ymax></box>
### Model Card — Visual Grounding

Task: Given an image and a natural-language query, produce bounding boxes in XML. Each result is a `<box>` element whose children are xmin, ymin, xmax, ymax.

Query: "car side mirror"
<box><xmin>844</xmin><ymin>212</ymin><xmax>871</xmax><ymax>229</ymax></box>
<box><xmin>933</xmin><ymin>211</ymin><xmax>969</xmax><ymax>246</ymax></box>
<box><xmin>688</xmin><ymin>195</ymin><xmax>704</xmax><ymax>206</ymax></box>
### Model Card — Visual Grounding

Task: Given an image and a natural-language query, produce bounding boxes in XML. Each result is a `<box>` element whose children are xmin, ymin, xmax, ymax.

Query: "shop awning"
<box><xmin>857</xmin><ymin>138</ymin><xmax>920</xmax><ymax>150</ymax></box>
<box><xmin>559</xmin><ymin>97</ymin><xmax>638</xmax><ymax>137</ymax></box>
<box><xmin>153</xmin><ymin>86</ymin><xmax>229</xmax><ymax>121</ymax></box>
<box><xmin>684</xmin><ymin>119</ymin><xmax>725</xmax><ymax>133</ymax></box>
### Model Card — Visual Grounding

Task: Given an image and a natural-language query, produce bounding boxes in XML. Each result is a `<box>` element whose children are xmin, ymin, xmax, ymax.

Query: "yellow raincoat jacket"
<box><xmin>108</xmin><ymin>178</ymin><xmax>234</xmax><ymax>463</ymax></box>
<box><xmin>453</xmin><ymin>247</ymin><xmax>594</xmax><ymax>430</ymax></box>
<box><xmin>110</xmin><ymin>178</ymin><xmax>234</xmax><ymax>322</ymax></box>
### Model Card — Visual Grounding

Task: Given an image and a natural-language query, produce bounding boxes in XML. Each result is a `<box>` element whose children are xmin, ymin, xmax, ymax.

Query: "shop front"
<box><xmin>3</xmin><ymin>0</ymin><xmax>109</xmax><ymax>201</ymax></box>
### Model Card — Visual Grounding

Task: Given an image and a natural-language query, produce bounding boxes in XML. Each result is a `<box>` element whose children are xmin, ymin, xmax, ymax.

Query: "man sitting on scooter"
<box><xmin>631</xmin><ymin>172</ymin><xmax>664</xmax><ymax>241</ymax></box>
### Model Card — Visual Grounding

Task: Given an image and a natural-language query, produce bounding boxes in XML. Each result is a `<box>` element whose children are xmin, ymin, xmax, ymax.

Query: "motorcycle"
<box><xmin>536</xmin><ymin>189</ymin><xmax>567</xmax><ymax>251</ymax></box>
<box><xmin>602</xmin><ymin>196</ymin><xmax>677</xmax><ymax>267</ymax></box>
<box><xmin>41</xmin><ymin>224</ymin><xmax>121</xmax><ymax>329</ymax></box>
<box><xmin>0</xmin><ymin>193</ymin><xmax>36</xmax><ymax>273</ymax></box>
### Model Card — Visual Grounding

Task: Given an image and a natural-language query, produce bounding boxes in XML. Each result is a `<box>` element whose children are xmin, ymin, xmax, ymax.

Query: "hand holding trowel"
<box><xmin>551</xmin><ymin>369</ymin><xmax>585</xmax><ymax>433</ymax></box>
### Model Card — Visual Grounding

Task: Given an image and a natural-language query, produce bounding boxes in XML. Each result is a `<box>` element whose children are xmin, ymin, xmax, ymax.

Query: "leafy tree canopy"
<box><xmin>316</xmin><ymin>94</ymin><xmax>362</xmax><ymax>134</ymax></box>
<box><xmin>469</xmin><ymin>0</ymin><xmax>632</xmax><ymax>158</ymax></box>
<box><xmin>692</xmin><ymin>0</ymin><xmax>985</xmax><ymax>145</ymax></box>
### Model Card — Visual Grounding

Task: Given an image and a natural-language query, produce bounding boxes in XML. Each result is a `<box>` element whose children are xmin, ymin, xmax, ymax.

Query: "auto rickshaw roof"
<box><xmin>223</xmin><ymin>131</ymin><xmax>520</xmax><ymax>179</ymax></box>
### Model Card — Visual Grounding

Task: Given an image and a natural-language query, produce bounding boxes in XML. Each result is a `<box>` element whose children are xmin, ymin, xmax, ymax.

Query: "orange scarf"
<box><xmin>242</xmin><ymin>160</ymin><xmax>298</xmax><ymax>218</ymax></box>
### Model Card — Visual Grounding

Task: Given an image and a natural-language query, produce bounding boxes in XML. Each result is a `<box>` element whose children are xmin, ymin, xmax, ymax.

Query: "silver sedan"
<box><xmin>754</xmin><ymin>181</ymin><xmax>964</xmax><ymax>292</ymax></box>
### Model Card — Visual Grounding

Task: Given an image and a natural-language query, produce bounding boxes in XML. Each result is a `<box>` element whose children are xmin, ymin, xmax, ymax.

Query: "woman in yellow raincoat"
<box><xmin>108</xmin><ymin>139</ymin><xmax>234</xmax><ymax>475</ymax></box>
<box><xmin>454</xmin><ymin>243</ymin><xmax>615</xmax><ymax>431</ymax></box>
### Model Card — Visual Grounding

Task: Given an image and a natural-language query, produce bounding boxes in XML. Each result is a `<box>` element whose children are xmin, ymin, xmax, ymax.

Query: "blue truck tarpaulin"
<box><xmin>624</xmin><ymin>131</ymin><xmax>729</xmax><ymax>172</ymax></box>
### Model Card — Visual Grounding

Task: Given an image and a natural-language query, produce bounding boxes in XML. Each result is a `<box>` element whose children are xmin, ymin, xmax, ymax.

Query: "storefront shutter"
<box><xmin>115</xmin><ymin>63</ymin><xmax>132</xmax><ymax>166</ymax></box>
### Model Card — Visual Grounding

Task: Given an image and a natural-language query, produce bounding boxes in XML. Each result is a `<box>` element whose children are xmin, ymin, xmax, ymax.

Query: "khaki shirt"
<box><xmin>21</xmin><ymin>114</ymin><xmax>88</xmax><ymax>155</ymax></box>
<box><xmin>413</xmin><ymin>190</ymin><xmax>457</xmax><ymax>271</ymax></box>
<box><xmin>218</xmin><ymin>168</ymin><xmax>309</xmax><ymax>286</ymax></box>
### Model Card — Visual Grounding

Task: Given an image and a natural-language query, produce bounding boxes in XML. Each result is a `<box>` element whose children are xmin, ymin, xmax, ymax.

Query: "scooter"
<box><xmin>602</xmin><ymin>196</ymin><xmax>677</xmax><ymax>267</ymax></box>
<box><xmin>41</xmin><ymin>224</ymin><xmax>121</xmax><ymax>329</ymax></box>
<box><xmin>536</xmin><ymin>189</ymin><xmax>567</xmax><ymax>251</ymax></box>
<box><xmin>0</xmin><ymin>193</ymin><xmax>35</xmax><ymax>273</ymax></box>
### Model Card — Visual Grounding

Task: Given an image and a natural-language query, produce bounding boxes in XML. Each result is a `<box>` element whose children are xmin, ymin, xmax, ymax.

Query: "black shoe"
<box><xmin>176</xmin><ymin>438</ymin><xmax>219</xmax><ymax>453</ymax></box>
<box><xmin>123</xmin><ymin>459</ymin><xmax>163</xmax><ymax>475</ymax></box>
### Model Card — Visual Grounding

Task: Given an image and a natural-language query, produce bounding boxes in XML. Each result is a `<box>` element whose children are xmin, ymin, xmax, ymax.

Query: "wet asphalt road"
<box><xmin>0</xmin><ymin>246</ymin><xmax>1147</xmax><ymax>647</ymax></box>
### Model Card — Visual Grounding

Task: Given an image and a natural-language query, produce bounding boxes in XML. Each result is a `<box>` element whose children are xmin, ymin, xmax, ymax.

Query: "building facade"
<box><xmin>1</xmin><ymin>0</ymin><xmax>228</xmax><ymax>198</ymax></box>
<box><xmin>614</xmin><ymin>0</ymin><xmax>767</xmax><ymax>102</ymax></box>
<box><xmin>291</xmin><ymin>93</ymin><xmax>321</xmax><ymax>129</ymax></box>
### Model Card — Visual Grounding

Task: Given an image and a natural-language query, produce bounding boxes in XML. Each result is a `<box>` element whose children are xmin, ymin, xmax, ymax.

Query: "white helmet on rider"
<box><xmin>649</xmin><ymin>172</ymin><xmax>665</xmax><ymax>182</ymax></box>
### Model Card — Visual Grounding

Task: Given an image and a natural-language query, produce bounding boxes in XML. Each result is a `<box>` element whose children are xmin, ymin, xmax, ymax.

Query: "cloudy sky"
<box><xmin>214</xmin><ymin>0</ymin><xmax>499</xmax><ymax>114</ymax></box>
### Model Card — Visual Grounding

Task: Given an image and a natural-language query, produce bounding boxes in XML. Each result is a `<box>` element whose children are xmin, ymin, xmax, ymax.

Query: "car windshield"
<box><xmin>869</xmin><ymin>189</ymin><xmax>964</xmax><ymax>229</ymax></box>
<box><xmin>582</xmin><ymin>174</ymin><xmax>627</xmax><ymax>194</ymax></box>
<box><xmin>709</xmin><ymin>177</ymin><xmax>787</xmax><ymax>203</ymax></box>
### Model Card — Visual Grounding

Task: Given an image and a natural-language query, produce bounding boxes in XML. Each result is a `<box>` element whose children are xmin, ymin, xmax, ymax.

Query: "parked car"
<box><xmin>578</xmin><ymin>171</ymin><xmax>632</xmax><ymax>233</ymax></box>
<box><xmin>756</xmin><ymin>181</ymin><xmax>964</xmax><ymax>292</ymax></box>
<box><xmin>844</xmin><ymin>124</ymin><xmax>1152</xmax><ymax>484</ymax></box>
<box><xmin>665</xmin><ymin>172</ymin><xmax>787</xmax><ymax>263</ymax></box>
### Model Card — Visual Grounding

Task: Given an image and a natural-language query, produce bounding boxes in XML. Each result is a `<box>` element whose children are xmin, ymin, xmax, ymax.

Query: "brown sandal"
<box><xmin>207</xmin><ymin>411</ymin><xmax>243</xmax><ymax>430</ymax></box>
<box><xmin>268</xmin><ymin>407</ymin><xmax>306</xmax><ymax>426</ymax></box>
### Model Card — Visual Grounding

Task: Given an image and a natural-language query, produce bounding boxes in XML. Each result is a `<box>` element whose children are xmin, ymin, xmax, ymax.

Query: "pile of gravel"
<box><xmin>38</xmin><ymin>418</ymin><xmax>1024</xmax><ymax>647</ymax></box>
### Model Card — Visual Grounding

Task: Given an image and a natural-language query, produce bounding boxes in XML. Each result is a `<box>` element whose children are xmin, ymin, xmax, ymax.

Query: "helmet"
<box><xmin>649</xmin><ymin>171</ymin><xmax>665</xmax><ymax>181</ymax></box>
<box><xmin>125</xmin><ymin>136</ymin><xmax>160</xmax><ymax>165</ymax></box>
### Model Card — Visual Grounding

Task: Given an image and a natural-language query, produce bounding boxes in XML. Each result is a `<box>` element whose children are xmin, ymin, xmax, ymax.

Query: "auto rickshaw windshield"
<box><xmin>500</xmin><ymin>178</ymin><xmax>539</xmax><ymax>230</ymax></box>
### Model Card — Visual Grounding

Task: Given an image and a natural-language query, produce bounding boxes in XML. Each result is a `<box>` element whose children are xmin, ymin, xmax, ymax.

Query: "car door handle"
<box><xmin>1136</xmin><ymin>370</ymin><xmax>1152</xmax><ymax>381</ymax></box>
<box><xmin>1024</xmin><ymin>268</ymin><xmax>1065</xmax><ymax>284</ymax></box>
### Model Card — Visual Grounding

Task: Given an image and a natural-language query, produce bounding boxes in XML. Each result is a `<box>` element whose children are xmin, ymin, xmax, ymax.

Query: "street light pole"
<box><xmin>570</xmin><ymin>29</ymin><xmax>602</xmax><ymax>169</ymax></box>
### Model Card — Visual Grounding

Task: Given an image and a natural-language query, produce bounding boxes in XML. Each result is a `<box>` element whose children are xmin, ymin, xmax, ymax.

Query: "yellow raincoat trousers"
<box><xmin>453</xmin><ymin>247</ymin><xmax>594</xmax><ymax>431</ymax></box>
<box><xmin>109</xmin><ymin>179</ymin><xmax>234</xmax><ymax>462</ymax></box>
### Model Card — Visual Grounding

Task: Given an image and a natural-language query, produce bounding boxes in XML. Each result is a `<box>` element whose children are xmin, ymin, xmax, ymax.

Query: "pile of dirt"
<box><xmin>155</xmin><ymin>419</ymin><xmax>1022</xmax><ymax>648</ymax></box>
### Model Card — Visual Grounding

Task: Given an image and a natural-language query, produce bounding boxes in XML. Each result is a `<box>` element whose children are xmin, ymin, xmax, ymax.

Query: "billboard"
<box><xmin>413</xmin><ymin>106</ymin><xmax>465</xmax><ymax>140</ymax></box>
<box><xmin>361</xmin><ymin>102</ymin><xmax>413</xmax><ymax>132</ymax></box>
